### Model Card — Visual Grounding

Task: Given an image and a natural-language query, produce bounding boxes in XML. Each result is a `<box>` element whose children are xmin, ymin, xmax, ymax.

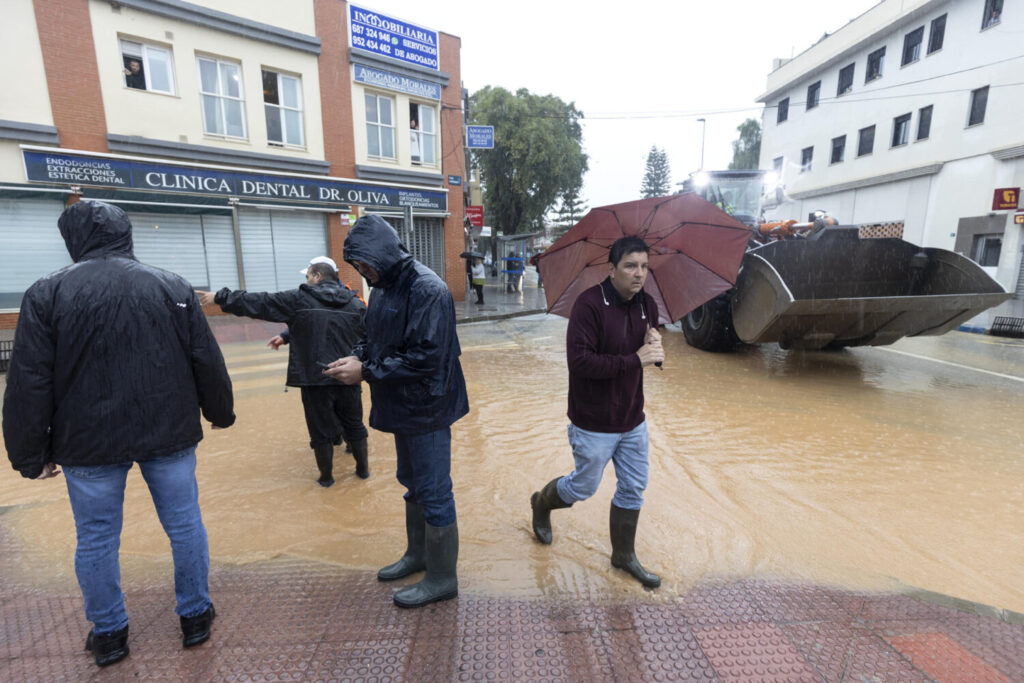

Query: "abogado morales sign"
<box><xmin>23</xmin><ymin>150</ymin><xmax>447</xmax><ymax>211</ymax></box>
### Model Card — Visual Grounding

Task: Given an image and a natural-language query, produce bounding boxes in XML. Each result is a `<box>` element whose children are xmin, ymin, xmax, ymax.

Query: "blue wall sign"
<box><xmin>466</xmin><ymin>125</ymin><xmax>494</xmax><ymax>149</ymax></box>
<box><xmin>354</xmin><ymin>65</ymin><xmax>440</xmax><ymax>100</ymax></box>
<box><xmin>349</xmin><ymin>5</ymin><xmax>439</xmax><ymax>71</ymax></box>
<box><xmin>23</xmin><ymin>151</ymin><xmax>448</xmax><ymax>211</ymax></box>
<box><xmin>448</xmin><ymin>175</ymin><xmax>461</xmax><ymax>186</ymax></box>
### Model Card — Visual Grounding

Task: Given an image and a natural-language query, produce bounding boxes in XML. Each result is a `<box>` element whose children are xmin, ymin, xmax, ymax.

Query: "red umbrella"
<box><xmin>535</xmin><ymin>193</ymin><xmax>751</xmax><ymax>325</ymax></box>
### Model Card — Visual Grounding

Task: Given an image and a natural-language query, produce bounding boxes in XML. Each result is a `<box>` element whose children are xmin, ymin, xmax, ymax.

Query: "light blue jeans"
<box><xmin>556</xmin><ymin>421</ymin><xmax>649</xmax><ymax>510</ymax></box>
<box><xmin>63</xmin><ymin>446</ymin><xmax>211</xmax><ymax>634</ymax></box>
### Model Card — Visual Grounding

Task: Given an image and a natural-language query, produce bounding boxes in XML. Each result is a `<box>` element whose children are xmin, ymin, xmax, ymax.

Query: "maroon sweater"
<box><xmin>566</xmin><ymin>278</ymin><xmax>658</xmax><ymax>433</ymax></box>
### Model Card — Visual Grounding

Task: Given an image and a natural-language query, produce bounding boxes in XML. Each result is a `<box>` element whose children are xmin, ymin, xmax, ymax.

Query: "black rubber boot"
<box><xmin>84</xmin><ymin>625</ymin><xmax>129</xmax><ymax>667</ymax></box>
<box><xmin>180</xmin><ymin>603</ymin><xmax>215</xmax><ymax>648</ymax></box>
<box><xmin>530</xmin><ymin>477</ymin><xmax>571</xmax><ymax>544</ymax></box>
<box><xmin>609</xmin><ymin>504</ymin><xmax>661</xmax><ymax>588</ymax></box>
<box><xmin>378</xmin><ymin>500</ymin><xmax>426</xmax><ymax>581</ymax></box>
<box><xmin>393</xmin><ymin>520</ymin><xmax>458</xmax><ymax>608</ymax></box>
<box><xmin>313</xmin><ymin>444</ymin><xmax>334</xmax><ymax>487</ymax></box>
<box><xmin>350</xmin><ymin>438</ymin><xmax>369</xmax><ymax>479</ymax></box>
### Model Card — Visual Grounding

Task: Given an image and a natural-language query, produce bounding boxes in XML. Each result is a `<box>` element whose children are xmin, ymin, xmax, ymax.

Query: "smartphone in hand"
<box><xmin>315</xmin><ymin>360</ymin><xmax>331</xmax><ymax>370</ymax></box>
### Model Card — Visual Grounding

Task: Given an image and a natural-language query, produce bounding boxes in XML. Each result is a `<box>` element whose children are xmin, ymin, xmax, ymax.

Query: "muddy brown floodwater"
<box><xmin>2</xmin><ymin>315</ymin><xmax>1022</xmax><ymax>613</ymax></box>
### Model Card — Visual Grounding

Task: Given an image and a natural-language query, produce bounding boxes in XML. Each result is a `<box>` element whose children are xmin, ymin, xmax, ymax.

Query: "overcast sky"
<box><xmin>372</xmin><ymin>1</ymin><xmax>882</xmax><ymax>209</ymax></box>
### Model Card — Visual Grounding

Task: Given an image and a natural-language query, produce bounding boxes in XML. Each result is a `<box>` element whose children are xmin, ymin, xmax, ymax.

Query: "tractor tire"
<box><xmin>682</xmin><ymin>291</ymin><xmax>741</xmax><ymax>352</ymax></box>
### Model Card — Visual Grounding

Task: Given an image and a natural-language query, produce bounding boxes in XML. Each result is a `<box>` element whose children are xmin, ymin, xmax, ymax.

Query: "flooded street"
<box><xmin>2</xmin><ymin>315</ymin><xmax>1023</xmax><ymax>613</ymax></box>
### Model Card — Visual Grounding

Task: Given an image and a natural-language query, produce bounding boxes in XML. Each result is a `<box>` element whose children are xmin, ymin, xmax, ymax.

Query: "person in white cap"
<box><xmin>196</xmin><ymin>257</ymin><xmax>370</xmax><ymax>486</ymax></box>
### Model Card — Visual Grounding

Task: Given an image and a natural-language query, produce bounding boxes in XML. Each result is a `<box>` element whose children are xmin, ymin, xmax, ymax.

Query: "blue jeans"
<box><xmin>394</xmin><ymin>428</ymin><xmax>456</xmax><ymax>527</ymax></box>
<box><xmin>63</xmin><ymin>446</ymin><xmax>211</xmax><ymax>634</ymax></box>
<box><xmin>556</xmin><ymin>421</ymin><xmax>649</xmax><ymax>510</ymax></box>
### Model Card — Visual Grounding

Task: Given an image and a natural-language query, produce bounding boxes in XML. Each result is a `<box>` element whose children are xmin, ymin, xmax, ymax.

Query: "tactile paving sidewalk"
<box><xmin>2</xmin><ymin>556</ymin><xmax>1022</xmax><ymax>682</ymax></box>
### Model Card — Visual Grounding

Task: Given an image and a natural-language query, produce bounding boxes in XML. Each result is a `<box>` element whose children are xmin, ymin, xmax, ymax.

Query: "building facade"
<box><xmin>757</xmin><ymin>0</ymin><xmax>1023</xmax><ymax>296</ymax></box>
<box><xmin>0</xmin><ymin>0</ymin><xmax>467</xmax><ymax>332</ymax></box>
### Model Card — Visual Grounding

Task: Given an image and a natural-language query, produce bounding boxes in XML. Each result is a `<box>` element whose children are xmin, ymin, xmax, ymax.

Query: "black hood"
<box><xmin>57</xmin><ymin>201</ymin><xmax>135</xmax><ymax>263</ymax></box>
<box><xmin>302</xmin><ymin>279</ymin><xmax>358</xmax><ymax>306</ymax></box>
<box><xmin>343</xmin><ymin>214</ymin><xmax>411</xmax><ymax>288</ymax></box>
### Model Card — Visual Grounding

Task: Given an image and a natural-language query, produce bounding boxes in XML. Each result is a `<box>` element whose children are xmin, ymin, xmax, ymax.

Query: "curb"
<box><xmin>457</xmin><ymin>309</ymin><xmax>548</xmax><ymax>325</ymax></box>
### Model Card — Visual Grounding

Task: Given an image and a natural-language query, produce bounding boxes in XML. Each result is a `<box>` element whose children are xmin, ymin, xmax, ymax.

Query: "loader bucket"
<box><xmin>730</xmin><ymin>228</ymin><xmax>1011</xmax><ymax>350</ymax></box>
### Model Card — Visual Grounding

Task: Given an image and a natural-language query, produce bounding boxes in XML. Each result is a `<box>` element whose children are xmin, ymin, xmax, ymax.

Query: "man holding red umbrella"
<box><xmin>530</xmin><ymin>236</ymin><xmax>664</xmax><ymax>588</ymax></box>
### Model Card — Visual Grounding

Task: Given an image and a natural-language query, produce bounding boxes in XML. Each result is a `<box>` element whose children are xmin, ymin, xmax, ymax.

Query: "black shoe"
<box><xmin>313</xmin><ymin>444</ymin><xmax>334</xmax><ymax>487</ymax></box>
<box><xmin>84</xmin><ymin>625</ymin><xmax>129</xmax><ymax>667</ymax></box>
<box><xmin>609</xmin><ymin>504</ymin><xmax>661</xmax><ymax>589</ymax></box>
<box><xmin>393</xmin><ymin>520</ymin><xmax>458</xmax><ymax>608</ymax></box>
<box><xmin>378</xmin><ymin>500</ymin><xmax>426</xmax><ymax>581</ymax></box>
<box><xmin>180</xmin><ymin>604</ymin><xmax>215</xmax><ymax>648</ymax></box>
<box><xmin>531</xmin><ymin>477</ymin><xmax>571</xmax><ymax>545</ymax></box>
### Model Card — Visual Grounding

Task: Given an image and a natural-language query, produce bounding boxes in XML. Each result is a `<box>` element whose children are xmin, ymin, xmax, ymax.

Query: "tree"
<box><xmin>550</xmin><ymin>186</ymin><xmax>588</xmax><ymax>238</ymax></box>
<box><xmin>640</xmin><ymin>146</ymin><xmax>672</xmax><ymax>198</ymax></box>
<box><xmin>469</xmin><ymin>87</ymin><xmax>588</xmax><ymax>235</ymax></box>
<box><xmin>729</xmin><ymin>118</ymin><xmax>762</xmax><ymax>170</ymax></box>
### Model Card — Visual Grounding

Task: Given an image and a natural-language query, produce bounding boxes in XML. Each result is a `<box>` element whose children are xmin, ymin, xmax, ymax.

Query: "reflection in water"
<box><xmin>2</xmin><ymin>316</ymin><xmax>1022</xmax><ymax>612</ymax></box>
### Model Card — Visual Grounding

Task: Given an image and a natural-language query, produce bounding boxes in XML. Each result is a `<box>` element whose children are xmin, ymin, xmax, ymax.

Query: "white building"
<box><xmin>758</xmin><ymin>0</ymin><xmax>1023</xmax><ymax>296</ymax></box>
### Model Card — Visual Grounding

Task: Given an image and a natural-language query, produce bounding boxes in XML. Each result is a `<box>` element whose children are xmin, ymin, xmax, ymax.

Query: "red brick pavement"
<box><xmin>2</xmin><ymin>551</ymin><xmax>1022</xmax><ymax>682</ymax></box>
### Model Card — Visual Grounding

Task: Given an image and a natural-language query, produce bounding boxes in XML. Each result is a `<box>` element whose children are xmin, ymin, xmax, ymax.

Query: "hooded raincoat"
<box><xmin>2</xmin><ymin>201</ymin><xmax>235</xmax><ymax>479</ymax></box>
<box><xmin>343</xmin><ymin>215</ymin><xmax>469</xmax><ymax>434</ymax></box>
<box><xmin>214</xmin><ymin>280</ymin><xmax>365</xmax><ymax>386</ymax></box>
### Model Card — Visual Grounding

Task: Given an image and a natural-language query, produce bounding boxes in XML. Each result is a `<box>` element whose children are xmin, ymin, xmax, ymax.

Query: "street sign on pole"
<box><xmin>466</xmin><ymin>125</ymin><xmax>494</xmax><ymax>149</ymax></box>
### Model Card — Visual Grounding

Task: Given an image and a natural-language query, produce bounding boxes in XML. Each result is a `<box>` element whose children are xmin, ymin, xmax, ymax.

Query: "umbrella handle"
<box><xmin>645</xmin><ymin>316</ymin><xmax>663</xmax><ymax>370</ymax></box>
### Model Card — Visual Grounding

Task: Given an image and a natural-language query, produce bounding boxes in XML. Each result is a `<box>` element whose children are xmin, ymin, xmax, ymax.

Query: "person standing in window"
<box><xmin>410</xmin><ymin>119</ymin><xmax>421</xmax><ymax>164</ymax></box>
<box><xmin>123</xmin><ymin>58</ymin><xmax>145</xmax><ymax>89</ymax></box>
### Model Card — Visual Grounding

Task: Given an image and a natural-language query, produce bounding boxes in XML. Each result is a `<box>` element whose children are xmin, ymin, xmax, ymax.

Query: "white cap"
<box><xmin>300</xmin><ymin>256</ymin><xmax>338</xmax><ymax>275</ymax></box>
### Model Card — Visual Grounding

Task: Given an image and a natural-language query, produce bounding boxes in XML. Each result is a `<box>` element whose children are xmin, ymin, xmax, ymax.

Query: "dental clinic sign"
<box><xmin>348</xmin><ymin>5</ymin><xmax>439</xmax><ymax>71</ymax></box>
<box><xmin>23</xmin><ymin>150</ymin><xmax>447</xmax><ymax>211</ymax></box>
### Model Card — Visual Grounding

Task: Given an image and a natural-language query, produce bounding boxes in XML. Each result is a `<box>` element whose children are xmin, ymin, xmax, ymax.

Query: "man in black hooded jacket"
<box><xmin>326</xmin><ymin>214</ymin><xmax>469</xmax><ymax>609</ymax></box>
<box><xmin>197</xmin><ymin>257</ymin><xmax>369</xmax><ymax>486</ymax></box>
<box><xmin>2</xmin><ymin>200</ymin><xmax>235</xmax><ymax>666</ymax></box>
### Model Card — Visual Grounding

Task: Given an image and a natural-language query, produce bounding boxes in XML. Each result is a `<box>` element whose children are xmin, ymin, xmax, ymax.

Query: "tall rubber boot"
<box><xmin>313</xmin><ymin>444</ymin><xmax>334</xmax><ymax>487</ymax></box>
<box><xmin>393</xmin><ymin>520</ymin><xmax>458</xmax><ymax>608</ymax></box>
<box><xmin>609</xmin><ymin>504</ymin><xmax>661</xmax><ymax>588</ymax></box>
<box><xmin>350</xmin><ymin>438</ymin><xmax>369</xmax><ymax>479</ymax></box>
<box><xmin>530</xmin><ymin>477</ymin><xmax>572</xmax><ymax>544</ymax></box>
<box><xmin>377</xmin><ymin>500</ymin><xmax>426</xmax><ymax>581</ymax></box>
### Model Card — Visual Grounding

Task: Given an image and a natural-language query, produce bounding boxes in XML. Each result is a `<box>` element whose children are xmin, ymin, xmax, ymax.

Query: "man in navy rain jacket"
<box><xmin>325</xmin><ymin>214</ymin><xmax>468</xmax><ymax>609</ymax></box>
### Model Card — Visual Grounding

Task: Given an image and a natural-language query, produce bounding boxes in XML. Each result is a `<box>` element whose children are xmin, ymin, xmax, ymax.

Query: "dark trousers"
<box><xmin>395</xmin><ymin>428</ymin><xmax>455</xmax><ymax>526</ymax></box>
<box><xmin>300</xmin><ymin>384</ymin><xmax>368</xmax><ymax>448</ymax></box>
<box><xmin>472</xmin><ymin>283</ymin><xmax>484</xmax><ymax>303</ymax></box>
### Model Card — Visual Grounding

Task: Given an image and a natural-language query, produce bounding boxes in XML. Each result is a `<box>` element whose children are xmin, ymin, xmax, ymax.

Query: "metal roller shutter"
<box><xmin>201</xmin><ymin>215</ymin><xmax>240</xmax><ymax>291</ymax></box>
<box><xmin>129</xmin><ymin>213</ymin><xmax>209</xmax><ymax>288</ymax></box>
<box><xmin>0</xmin><ymin>199</ymin><xmax>70</xmax><ymax>310</ymax></box>
<box><xmin>380</xmin><ymin>216</ymin><xmax>445</xmax><ymax>280</ymax></box>
<box><xmin>238</xmin><ymin>208</ymin><xmax>327</xmax><ymax>292</ymax></box>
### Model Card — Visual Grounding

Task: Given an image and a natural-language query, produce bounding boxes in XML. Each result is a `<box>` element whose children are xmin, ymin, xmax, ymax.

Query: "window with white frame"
<box><xmin>197</xmin><ymin>57</ymin><xmax>246</xmax><ymax>138</ymax></box>
<box><xmin>901</xmin><ymin>27</ymin><xmax>924</xmax><ymax>66</ymax></box>
<box><xmin>409</xmin><ymin>102</ymin><xmax>437</xmax><ymax>165</ymax></box>
<box><xmin>891</xmin><ymin>113</ymin><xmax>911</xmax><ymax>147</ymax></box>
<box><xmin>365</xmin><ymin>93</ymin><xmax>395</xmax><ymax>159</ymax></box>
<box><xmin>262</xmin><ymin>69</ymin><xmax>303</xmax><ymax>147</ymax></box>
<box><xmin>120</xmin><ymin>39</ymin><xmax>175</xmax><ymax>94</ymax></box>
